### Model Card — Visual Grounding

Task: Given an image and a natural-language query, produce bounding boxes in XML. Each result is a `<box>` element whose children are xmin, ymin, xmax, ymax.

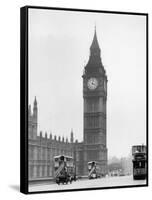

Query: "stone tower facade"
<box><xmin>82</xmin><ymin>28</ymin><xmax>108</xmax><ymax>176</ymax></box>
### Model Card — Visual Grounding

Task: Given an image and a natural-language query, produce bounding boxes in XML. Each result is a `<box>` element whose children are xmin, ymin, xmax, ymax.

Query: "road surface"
<box><xmin>29</xmin><ymin>175</ymin><xmax>147</xmax><ymax>192</ymax></box>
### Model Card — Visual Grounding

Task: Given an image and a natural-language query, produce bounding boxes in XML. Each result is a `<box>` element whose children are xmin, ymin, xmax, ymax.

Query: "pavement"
<box><xmin>29</xmin><ymin>175</ymin><xmax>147</xmax><ymax>192</ymax></box>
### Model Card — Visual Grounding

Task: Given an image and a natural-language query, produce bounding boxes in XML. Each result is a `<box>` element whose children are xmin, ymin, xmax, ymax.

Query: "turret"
<box><xmin>40</xmin><ymin>131</ymin><xmax>42</xmax><ymax>138</ymax></box>
<box><xmin>33</xmin><ymin>96</ymin><xmax>38</xmax><ymax>121</ymax></box>
<box><xmin>28</xmin><ymin>98</ymin><xmax>38</xmax><ymax>140</ymax></box>
<box><xmin>70</xmin><ymin>129</ymin><xmax>74</xmax><ymax>143</ymax></box>
<box><xmin>62</xmin><ymin>136</ymin><xmax>65</xmax><ymax>143</ymax></box>
<box><xmin>54</xmin><ymin>135</ymin><xmax>57</xmax><ymax>141</ymax></box>
<box><xmin>49</xmin><ymin>132</ymin><xmax>52</xmax><ymax>139</ymax></box>
<box><xmin>75</xmin><ymin>139</ymin><xmax>78</xmax><ymax>143</ymax></box>
<box><xmin>28</xmin><ymin>105</ymin><xmax>31</xmax><ymax>118</ymax></box>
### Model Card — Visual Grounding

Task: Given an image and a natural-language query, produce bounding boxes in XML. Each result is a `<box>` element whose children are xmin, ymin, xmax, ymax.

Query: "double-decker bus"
<box><xmin>54</xmin><ymin>155</ymin><xmax>76</xmax><ymax>184</ymax></box>
<box><xmin>88</xmin><ymin>161</ymin><xmax>100</xmax><ymax>179</ymax></box>
<box><xmin>132</xmin><ymin>145</ymin><xmax>147</xmax><ymax>180</ymax></box>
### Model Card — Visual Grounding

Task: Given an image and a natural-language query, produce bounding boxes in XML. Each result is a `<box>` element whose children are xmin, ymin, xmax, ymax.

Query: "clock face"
<box><xmin>87</xmin><ymin>78</ymin><xmax>98</xmax><ymax>90</ymax></box>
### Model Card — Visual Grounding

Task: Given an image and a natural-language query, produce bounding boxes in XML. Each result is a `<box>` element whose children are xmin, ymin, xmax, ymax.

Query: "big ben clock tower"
<box><xmin>82</xmin><ymin>27</ymin><xmax>108</xmax><ymax>176</ymax></box>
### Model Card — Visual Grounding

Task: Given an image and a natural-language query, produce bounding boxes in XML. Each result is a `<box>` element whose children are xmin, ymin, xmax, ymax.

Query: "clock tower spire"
<box><xmin>84</xmin><ymin>27</ymin><xmax>105</xmax><ymax>76</ymax></box>
<box><xmin>82</xmin><ymin>27</ymin><xmax>108</xmax><ymax>176</ymax></box>
<box><xmin>90</xmin><ymin>25</ymin><xmax>100</xmax><ymax>52</ymax></box>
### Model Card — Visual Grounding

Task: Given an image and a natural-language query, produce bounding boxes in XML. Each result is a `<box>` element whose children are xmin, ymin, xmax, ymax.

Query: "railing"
<box><xmin>88</xmin><ymin>166</ymin><xmax>96</xmax><ymax>177</ymax></box>
<box><xmin>54</xmin><ymin>162</ymin><xmax>65</xmax><ymax>178</ymax></box>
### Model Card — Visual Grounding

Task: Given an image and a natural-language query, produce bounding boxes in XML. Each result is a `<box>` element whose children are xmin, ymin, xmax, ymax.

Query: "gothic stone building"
<box><xmin>28</xmin><ymin>28</ymin><xmax>108</xmax><ymax>180</ymax></box>
<box><xmin>28</xmin><ymin>98</ymin><xmax>79</xmax><ymax>179</ymax></box>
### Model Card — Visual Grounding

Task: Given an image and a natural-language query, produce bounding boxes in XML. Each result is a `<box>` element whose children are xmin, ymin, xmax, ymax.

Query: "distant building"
<box><xmin>108</xmin><ymin>155</ymin><xmax>133</xmax><ymax>176</ymax></box>
<box><xmin>120</xmin><ymin>156</ymin><xmax>133</xmax><ymax>175</ymax></box>
<box><xmin>28</xmin><ymin>28</ymin><xmax>108</xmax><ymax>179</ymax></box>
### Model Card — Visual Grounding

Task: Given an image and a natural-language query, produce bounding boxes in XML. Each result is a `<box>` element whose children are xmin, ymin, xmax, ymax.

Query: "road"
<box><xmin>29</xmin><ymin>175</ymin><xmax>147</xmax><ymax>192</ymax></box>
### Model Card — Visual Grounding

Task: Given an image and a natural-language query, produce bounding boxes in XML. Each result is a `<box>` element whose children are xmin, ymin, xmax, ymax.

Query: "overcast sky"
<box><xmin>29</xmin><ymin>8</ymin><xmax>146</xmax><ymax>158</ymax></box>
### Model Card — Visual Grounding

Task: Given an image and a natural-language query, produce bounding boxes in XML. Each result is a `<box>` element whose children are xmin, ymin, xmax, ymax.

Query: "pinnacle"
<box><xmin>90</xmin><ymin>26</ymin><xmax>100</xmax><ymax>50</ymax></box>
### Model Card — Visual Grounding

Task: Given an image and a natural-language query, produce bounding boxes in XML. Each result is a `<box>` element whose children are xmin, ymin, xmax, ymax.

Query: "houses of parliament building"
<box><xmin>28</xmin><ymin>28</ymin><xmax>108</xmax><ymax>180</ymax></box>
